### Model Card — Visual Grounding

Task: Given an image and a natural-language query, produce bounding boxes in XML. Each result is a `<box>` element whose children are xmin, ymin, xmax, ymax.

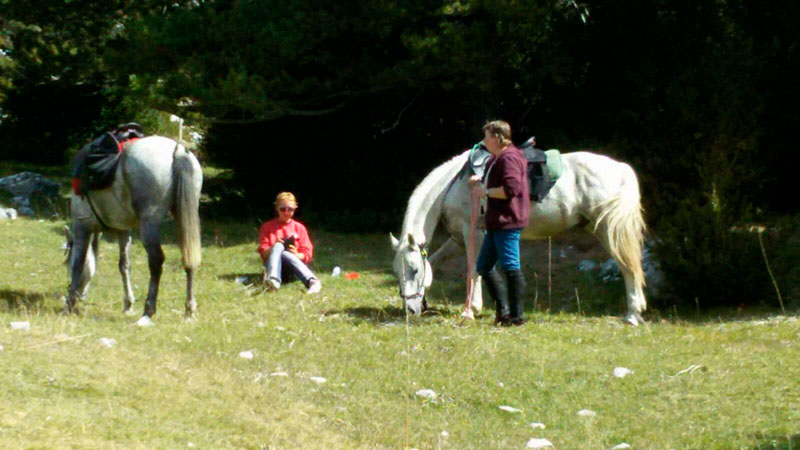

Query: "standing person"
<box><xmin>469</xmin><ymin>120</ymin><xmax>530</xmax><ymax>326</ymax></box>
<box><xmin>257</xmin><ymin>192</ymin><xmax>322</xmax><ymax>294</ymax></box>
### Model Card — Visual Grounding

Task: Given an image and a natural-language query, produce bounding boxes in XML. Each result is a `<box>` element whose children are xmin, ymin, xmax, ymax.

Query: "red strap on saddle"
<box><xmin>117</xmin><ymin>137</ymin><xmax>140</xmax><ymax>152</ymax></box>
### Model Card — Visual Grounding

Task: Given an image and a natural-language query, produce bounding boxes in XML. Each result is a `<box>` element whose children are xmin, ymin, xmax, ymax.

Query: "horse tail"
<box><xmin>593</xmin><ymin>163</ymin><xmax>646</xmax><ymax>288</ymax></box>
<box><xmin>172</xmin><ymin>144</ymin><xmax>203</xmax><ymax>270</ymax></box>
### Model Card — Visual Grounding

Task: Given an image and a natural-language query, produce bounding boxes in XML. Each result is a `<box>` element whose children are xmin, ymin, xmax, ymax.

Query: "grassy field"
<box><xmin>1</xmin><ymin>215</ymin><xmax>799</xmax><ymax>449</ymax></box>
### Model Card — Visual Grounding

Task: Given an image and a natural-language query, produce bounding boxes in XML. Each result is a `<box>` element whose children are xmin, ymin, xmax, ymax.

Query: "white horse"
<box><xmin>391</xmin><ymin>147</ymin><xmax>647</xmax><ymax>325</ymax></box>
<box><xmin>66</xmin><ymin>136</ymin><xmax>202</xmax><ymax>323</ymax></box>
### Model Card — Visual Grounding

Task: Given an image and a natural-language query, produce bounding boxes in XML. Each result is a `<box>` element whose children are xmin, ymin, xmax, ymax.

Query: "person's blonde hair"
<box><xmin>482</xmin><ymin>120</ymin><xmax>512</xmax><ymax>146</ymax></box>
<box><xmin>274</xmin><ymin>192</ymin><xmax>298</xmax><ymax>207</ymax></box>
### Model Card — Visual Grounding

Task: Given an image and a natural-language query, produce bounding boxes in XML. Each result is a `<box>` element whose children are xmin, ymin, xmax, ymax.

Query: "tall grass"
<box><xmin>1</xmin><ymin>217</ymin><xmax>798</xmax><ymax>448</ymax></box>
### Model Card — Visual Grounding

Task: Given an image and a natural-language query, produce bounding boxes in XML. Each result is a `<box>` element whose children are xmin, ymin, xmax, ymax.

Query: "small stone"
<box><xmin>611</xmin><ymin>444</ymin><xmax>631</xmax><ymax>449</ymax></box>
<box><xmin>498</xmin><ymin>405</ymin><xmax>522</xmax><ymax>413</ymax></box>
<box><xmin>310</xmin><ymin>376</ymin><xmax>327</xmax><ymax>384</ymax></box>
<box><xmin>530</xmin><ymin>422</ymin><xmax>546</xmax><ymax>429</ymax></box>
<box><xmin>238</xmin><ymin>351</ymin><xmax>254</xmax><ymax>359</ymax></box>
<box><xmin>577</xmin><ymin>409</ymin><xmax>597</xmax><ymax>417</ymax></box>
<box><xmin>270</xmin><ymin>372</ymin><xmax>289</xmax><ymax>377</ymax></box>
<box><xmin>613</xmin><ymin>367</ymin><xmax>633</xmax><ymax>378</ymax></box>
<box><xmin>415</xmin><ymin>389</ymin><xmax>437</xmax><ymax>399</ymax></box>
<box><xmin>98</xmin><ymin>338</ymin><xmax>117</xmax><ymax>348</ymax></box>
<box><xmin>526</xmin><ymin>438</ymin><xmax>554</xmax><ymax>448</ymax></box>
<box><xmin>10</xmin><ymin>321</ymin><xmax>30</xmax><ymax>331</ymax></box>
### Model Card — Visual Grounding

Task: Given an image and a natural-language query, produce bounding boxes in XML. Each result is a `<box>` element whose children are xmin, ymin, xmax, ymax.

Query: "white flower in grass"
<box><xmin>498</xmin><ymin>405</ymin><xmax>522</xmax><ymax>413</ymax></box>
<box><xmin>611</xmin><ymin>443</ymin><xmax>631</xmax><ymax>449</ymax></box>
<box><xmin>238</xmin><ymin>350</ymin><xmax>254</xmax><ymax>359</ymax></box>
<box><xmin>310</xmin><ymin>376</ymin><xmax>327</xmax><ymax>384</ymax></box>
<box><xmin>577</xmin><ymin>409</ymin><xmax>597</xmax><ymax>417</ymax></box>
<box><xmin>613</xmin><ymin>367</ymin><xmax>633</xmax><ymax>378</ymax></box>
<box><xmin>415</xmin><ymin>389</ymin><xmax>437</xmax><ymax>399</ymax></box>
<box><xmin>530</xmin><ymin>422</ymin><xmax>546</xmax><ymax>429</ymax></box>
<box><xmin>526</xmin><ymin>438</ymin><xmax>554</xmax><ymax>448</ymax></box>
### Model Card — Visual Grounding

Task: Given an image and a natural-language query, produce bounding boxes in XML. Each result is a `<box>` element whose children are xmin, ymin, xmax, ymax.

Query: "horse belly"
<box><xmin>521</xmin><ymin>201</ymin><xmax>579</xmax><ymax>240</ymax></box>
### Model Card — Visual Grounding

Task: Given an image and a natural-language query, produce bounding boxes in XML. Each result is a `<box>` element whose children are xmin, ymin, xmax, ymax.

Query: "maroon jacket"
<box><xmin>485</xmin><ymin>144</ymin><xmax>530</xmax><ymax>230</ymax></box>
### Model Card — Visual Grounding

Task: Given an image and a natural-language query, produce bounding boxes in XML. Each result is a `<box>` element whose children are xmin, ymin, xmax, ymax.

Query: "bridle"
<box><xmin>400</xmin><ymin>243</ymin><xmax>429</xmax><ymax>306</ymax></box>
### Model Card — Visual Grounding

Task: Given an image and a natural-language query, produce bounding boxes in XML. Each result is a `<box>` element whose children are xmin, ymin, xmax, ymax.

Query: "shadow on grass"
<box><xmin>0</xmin><ymin>288</ymin><xmax>50</xmax><ymax>312</ymax></box>
<box><xmin>752</xmin><ymin>432</ymin><xmax>800</xmax><ymax>449</ymax></box>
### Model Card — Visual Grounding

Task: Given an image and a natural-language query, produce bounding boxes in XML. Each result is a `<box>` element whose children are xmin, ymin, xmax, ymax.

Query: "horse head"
<box><xmin>390</xmin><ymin>232</ymin><xmax>433</xmax><ymax>315</ymax></box>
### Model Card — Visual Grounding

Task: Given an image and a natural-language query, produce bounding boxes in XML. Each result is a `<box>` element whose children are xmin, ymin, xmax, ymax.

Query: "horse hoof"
<box><xmin>460</xmin><ymin>309</ymin><xmax>475</xmax><ymax>320</ymax></box>
<box><xmin>136</xmin><ymin>316</ymin><xmax>155</xmax><ymax>327</ymax></box>
<box><xmin>624</xmin><ymin>314</ymin><xmax>640</xmax><ymax>326</ymax></box>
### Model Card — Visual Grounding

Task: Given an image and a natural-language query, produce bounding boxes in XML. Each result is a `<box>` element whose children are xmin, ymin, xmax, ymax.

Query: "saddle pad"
<box><xmin>544</xmin><ymin>149</ymin><xmax>562</xmax><ymax>183</ymax></box>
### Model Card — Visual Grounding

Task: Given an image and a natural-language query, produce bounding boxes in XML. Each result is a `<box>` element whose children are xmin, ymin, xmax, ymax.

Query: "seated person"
<box><xmin>257</xmin><ymin>192</ymin><xmax>321</xmax><ymax>294</ymax></box>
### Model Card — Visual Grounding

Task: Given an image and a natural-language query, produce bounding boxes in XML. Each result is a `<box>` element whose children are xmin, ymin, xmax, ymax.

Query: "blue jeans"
<box><xmin>265</xmin><ymin>242</ymin><xmax>317</xmax><ymax>287</ymax></box>
<box><xmin>476</xmin><ymin>229</ymin><xmax>522</xmax><ymax>275</ymax></box>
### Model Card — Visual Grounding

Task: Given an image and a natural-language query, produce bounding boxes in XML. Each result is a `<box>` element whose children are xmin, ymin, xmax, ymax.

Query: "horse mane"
<box><xmin>400</xmin><ymin>150</ymin><xmax>470</xmax><ymax>244</ymax></box>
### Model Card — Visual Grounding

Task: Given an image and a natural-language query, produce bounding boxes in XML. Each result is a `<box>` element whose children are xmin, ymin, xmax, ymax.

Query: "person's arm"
<box><xmin>257</xmin><ymin>223</ymin><xmax>279</xmax><ymax>261</ymax></box>
<box><xmin>500</xmin><ymin>156</ymin><xmax>525</xmax><ymax>198</ymax></box>
<box><xmin>293</xmin><ymin>223</ymin><xmax>314</xmax><ymax>263</ymax></box>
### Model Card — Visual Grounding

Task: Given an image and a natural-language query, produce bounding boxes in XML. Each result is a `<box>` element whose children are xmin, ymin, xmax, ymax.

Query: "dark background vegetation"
<box><xmin>2</xmin><ymin>0</ymin><xmax>798</xmax><ymax>311</ymax></box>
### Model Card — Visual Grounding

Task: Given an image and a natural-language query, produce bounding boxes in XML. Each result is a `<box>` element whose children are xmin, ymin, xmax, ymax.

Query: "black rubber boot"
<box><xmin>506</xmin><ymin>269</ymin><xmax>527</xmax><ymax>326</ymax></box>
<box><xmin>483</xmin><ymin>270</ymin><xmax>510</xmax><ymax>325</ymax></box>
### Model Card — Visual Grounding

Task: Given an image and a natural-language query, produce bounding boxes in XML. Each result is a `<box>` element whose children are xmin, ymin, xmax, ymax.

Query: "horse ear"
<box><xmin>407</xmin><ymin>233</ymin><xmax>416</xmax><ymax>247</ymax></box>
<box><xmin>389</xmin><ymin>233</ymin><xmax>400</xmax><ymax>250</ymax></box>
<box><xmin>63</xmin><ymin>225</ymin><xmax>73</xmax><ymax>245</ymax></box>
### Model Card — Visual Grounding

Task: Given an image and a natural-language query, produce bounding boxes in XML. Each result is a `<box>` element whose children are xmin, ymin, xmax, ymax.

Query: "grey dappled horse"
<box><xmin>391</xmin><ymin>148</ymin><xmax>647</xmax><ymax>325</ymax></box>
<box><xmin>66</xmin><ymin>136</ymin><xmax>202</xmax><ymax>323</ymax></box>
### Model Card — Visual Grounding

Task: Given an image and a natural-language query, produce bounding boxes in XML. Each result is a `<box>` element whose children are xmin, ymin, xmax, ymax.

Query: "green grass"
<box><xmin>1</xmin><ymin>217</ymin><xmax>799</xmax><ymax>449</ymax></box>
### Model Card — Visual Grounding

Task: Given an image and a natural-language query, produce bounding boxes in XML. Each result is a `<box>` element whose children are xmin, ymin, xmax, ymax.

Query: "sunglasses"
<box><xmin>279</xmin><ymin>206</ymin><xmax>296</xmax><ymax>212</ymax></box>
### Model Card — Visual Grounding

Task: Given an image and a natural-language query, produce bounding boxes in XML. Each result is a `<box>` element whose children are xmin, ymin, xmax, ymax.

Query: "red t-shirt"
<box><xmin>257</xmin><ymin>218</ymin><xmax>314</xmax><ymax>263</ymax></box>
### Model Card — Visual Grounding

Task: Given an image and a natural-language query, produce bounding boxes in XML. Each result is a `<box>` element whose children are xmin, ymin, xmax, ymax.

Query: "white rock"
<box><xmin>310</xmin><ymin>376</ymin><xmax>327</xmax><ymax>384</ymax></box>
<box><xmin>530</xmin><ymin>422</ymin><xmax>546</xmax><ymax>429</ymax></box>
<box><xmin>270</xmin><ymin>372</ymin><xmax>289</xmax><ymax>377</ymax></box>
<box><xmin>136</xmin><ymin>316</ymin><xmax>155</xmax><ymax>327</ymax></box>
<box><xmin>235</xmin><ymin>276</ymin><xmax>248</xmax><ymax>284</ymax></box>
<box><xmin>440</xmin><ymin>431</ymin><xmax>449</xmax><ymax>437</ymax></box>
<box><xmin>611</xmin><ymin>444</ymin><xmax>631</xmax><ymax>449</ymax></box>
<box><xmin>98</xmin><ymin>337</ymin><xmax>117</xmax><ymax>348</ymax></box>
<box><xmin>577</xmin><ymin>409</ymin><xmax>597</xmax><ymax>417</ymax></box>
<box><xmin>527</xmin><ymin>438</ymin><xmax>554</xmax><ymax>448</ymax></box>
<box><xmin>498</xmin><ymin>405</ymin><xmax>522</xmax><ymax>413</ymax></box>
<box><xmin>238</xmin><ymin>351</ymin><xmax>254</xmax><ymax>359</ymax></box>
<box><xmin>415</xmin><ymin>389</ymin><xmax>437</xmax><ymax>399</ymax></box>
<box><xmin>0</xmin><ymin>344</ymin><xmax>4</xmax><ymax>351</ymax></box>
<box><xmin>10</xmin><ymin>321</ymin><xmax>30</xmax><ymax>331</ymax></box>
<box><xmin>613</xmin><ymin>367</ymin><xmax>633</xmax><ymax>378</ymax></box>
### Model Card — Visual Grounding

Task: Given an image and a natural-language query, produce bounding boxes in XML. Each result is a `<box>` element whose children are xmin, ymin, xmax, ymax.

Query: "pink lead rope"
<box><xmin>464</xmin><ymin>187</ymin><xmax>482</xmax><ymax>318</ymax></box>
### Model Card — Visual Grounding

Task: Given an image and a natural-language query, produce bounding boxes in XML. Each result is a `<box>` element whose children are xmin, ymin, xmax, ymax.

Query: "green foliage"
<box><xmin>653</xmin><ymin>196</ymin><xmax>767</xmax><ymax>310</ymax></box>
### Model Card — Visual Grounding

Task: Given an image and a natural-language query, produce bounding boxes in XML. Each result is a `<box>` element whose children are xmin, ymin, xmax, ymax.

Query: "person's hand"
<box><xmin>468</xmin><ymin>175</ymin><xmax>482</xmax><ymax>186</ymax></box>
<box><xmin>287</xmin><ymin>244</ymin><xmax>304</xmax><ymax>260</ymax></box>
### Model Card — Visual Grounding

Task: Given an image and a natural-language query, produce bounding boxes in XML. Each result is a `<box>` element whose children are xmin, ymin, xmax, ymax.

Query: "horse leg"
<box><xmin>66</xmin><ymin>226</ymin><xmax>93</xmax><ymax>314</ymax></box>
<box><xmin>590</xmin><ymin>224</ymin><xmax>646</xmax><ymax>326</ymax></box>
<box><xmin>117</xmin><ymin>231</ymin><xmax>136</xmax><ymax>315</ymax></box>
<box><xmin>461</xmin><ymin>226</ymin><xmax>485</xmax><ymax>315</ymax></box>
<box><xmin>185</xmin><ymin>267</ymin><xmax>197</xmax><ymax>319</ymax></box>
<box><xmin>139</xmin><ymin>221</ymin><xmax>164</xmax><ymax>318</ymax></box>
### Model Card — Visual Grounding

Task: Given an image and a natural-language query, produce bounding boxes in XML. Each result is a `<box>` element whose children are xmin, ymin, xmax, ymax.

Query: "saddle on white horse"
<box><xmin>466</xmin><ymin>139</ymin><xmax>563</xmax><ymax>202</ymax></box>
